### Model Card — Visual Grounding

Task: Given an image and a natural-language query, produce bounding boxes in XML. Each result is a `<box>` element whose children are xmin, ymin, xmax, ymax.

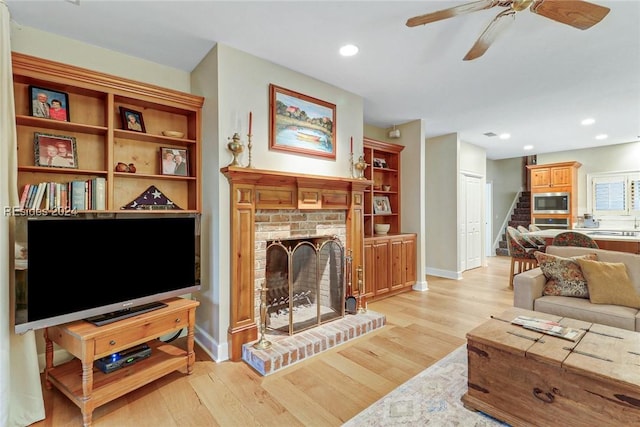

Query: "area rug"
<box><xmin>342</xmin><ymin>345</ymin><xmax>509</xmax><ymax>426</ymax></box>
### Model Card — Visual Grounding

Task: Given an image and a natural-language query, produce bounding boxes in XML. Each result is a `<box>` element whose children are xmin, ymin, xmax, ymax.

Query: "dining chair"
<box><xmin>517</xmin><ymin>225</ymin><xmax>547</xmax><ymax>248</ymax></box>
<box><xmin>506</xmin><ymin>226</ymin><xmax>540</xmax><ymax>289</ymax></box>
<box><xmin>551</xmin><ymin>231</ymin><xmax>599</xmax><ymax>249</ymax></box>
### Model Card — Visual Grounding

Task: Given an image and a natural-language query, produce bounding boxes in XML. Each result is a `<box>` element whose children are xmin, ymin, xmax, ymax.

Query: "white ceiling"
<box><xmin>6</xmin><ymin>0</ymin><xmax>640</xmax><ymax>159</ymax></box>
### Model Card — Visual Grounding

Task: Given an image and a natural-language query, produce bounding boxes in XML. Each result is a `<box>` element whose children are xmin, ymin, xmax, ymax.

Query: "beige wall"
<box><xmin>426</xmin><ymin>133</ymin><xmax>459</xmax><ymax>277</ymax></box>
<box><xmin>363</xmin><ymin>124</ymin><xmax>387</xmax><ymax>141</ymax></box>
<box><xmin>10</xmin><ymin>24</ymin><xmax>190</xmax><ymax>92</ymax></box>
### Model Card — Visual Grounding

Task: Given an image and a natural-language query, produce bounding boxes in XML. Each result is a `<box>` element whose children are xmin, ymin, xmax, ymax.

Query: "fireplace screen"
<box><xmin>265</xmin><ymin>236</ymin><xmax>344</xmax><ymax>335</ymax></box>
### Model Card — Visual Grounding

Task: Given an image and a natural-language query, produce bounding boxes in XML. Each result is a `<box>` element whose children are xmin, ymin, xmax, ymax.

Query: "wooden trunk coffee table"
<box><xmin>462</xmin><ymin>307</ymin><xmax>640</xmax><ymax>426</ymax></box>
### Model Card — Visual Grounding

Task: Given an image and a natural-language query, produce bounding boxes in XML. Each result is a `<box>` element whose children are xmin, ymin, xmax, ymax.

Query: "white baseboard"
<box><xmin>425</xmin><ymin>267</ymin><xmax>462</xmax><ymax>280</ymax></box>
<box><xmin>412</xmin><ymin>280</ymin><xmax>429</xmax><ymax>291</ymax></box>
<box><xmin>195</xmin><ymin>324</ymin><xmax>227</xmax><ymax>362</ymax></box>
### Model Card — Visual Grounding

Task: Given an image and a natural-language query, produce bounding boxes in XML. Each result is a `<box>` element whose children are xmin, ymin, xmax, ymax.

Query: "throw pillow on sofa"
<box><xmin>576</xmin><ymin>259</ymin><xmax>640</xmax><ymax>309</ymax></box>
<box><xmin>534</xmin><ymin>251</ymin><xmax>598</xmax><ymax>298</ymax></box>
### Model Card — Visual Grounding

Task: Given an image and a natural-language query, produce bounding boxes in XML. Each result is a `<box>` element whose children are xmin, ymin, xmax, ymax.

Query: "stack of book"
<box><xmin>19</xmin><ymin>177</ymin><xmax>106</xmax><ymax>211</ymax></box>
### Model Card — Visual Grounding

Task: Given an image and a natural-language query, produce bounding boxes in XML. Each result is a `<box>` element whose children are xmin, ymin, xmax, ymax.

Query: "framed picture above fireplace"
<box><xmin>269</xmin><ymin>84</ymin><xmax>336</xmax><ymax>160</ymax></box>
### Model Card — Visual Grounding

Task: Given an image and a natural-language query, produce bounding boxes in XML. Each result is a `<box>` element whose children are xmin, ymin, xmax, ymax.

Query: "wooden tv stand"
<box><xmin>44</xmin><ymin>297</ymin><xmax>199</xmax><ymax>427</ymax></box>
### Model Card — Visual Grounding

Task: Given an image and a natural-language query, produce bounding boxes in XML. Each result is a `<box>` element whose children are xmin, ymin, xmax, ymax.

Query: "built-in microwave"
<box><xmin>532</xmin><ymin>192</ymin><xmax>570</xmax><ymax>214</ymax></box>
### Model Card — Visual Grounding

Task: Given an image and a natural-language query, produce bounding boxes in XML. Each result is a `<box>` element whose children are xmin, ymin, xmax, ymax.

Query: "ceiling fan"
<box><xmin>406</xmin><ymin>0</ymin><xmax>610</xmax><ymax>61</ymax></box>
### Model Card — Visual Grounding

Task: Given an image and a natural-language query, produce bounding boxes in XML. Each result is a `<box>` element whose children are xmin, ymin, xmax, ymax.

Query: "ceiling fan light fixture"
<box><xmin>339</xmin><ymin>44</ymin><xmax>359</xmax><ymax>57</ymax></box>
<box><xmin>388</xmin><ymin>125</ymin><xmax>401</xmax><ymax>139</ymax></box>
<box><xmin>407</xmin><ymin>0</ymin><xmax>611</xmax><ymax>60</ymax></box>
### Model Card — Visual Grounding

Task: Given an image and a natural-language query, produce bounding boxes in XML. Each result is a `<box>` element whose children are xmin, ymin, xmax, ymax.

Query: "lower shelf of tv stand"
<box><xmin>47</xmin><ymin>340</ymin><xmax>186</xmax><ymax>408</ymax></box>
<box><xmin>44</xmin><ymin>297</ymin><xmax>199</xmax><ymax>427</ymax></box>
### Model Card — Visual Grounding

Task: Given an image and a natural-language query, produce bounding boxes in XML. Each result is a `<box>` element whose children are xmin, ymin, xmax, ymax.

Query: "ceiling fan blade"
<box><xmin>463</xmin><ymin>9</ymin><xmax>516</xmax><ymax>61</ymax></box>
<box><xmin>530</xmin><ymin>0</ymin><xmax>610</xmax><ymax>30</ymax></box>
<box><xmin>406</xmin><ymin>0</ymin><xmax>503</xmax><ymax>27</ymax></box>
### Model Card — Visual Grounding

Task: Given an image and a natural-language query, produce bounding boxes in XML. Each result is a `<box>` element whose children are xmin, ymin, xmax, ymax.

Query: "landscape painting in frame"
<box><xmin>269</xmin><ymin>84</ymin><xmax>336</xmax><ymax>160</ymax></box>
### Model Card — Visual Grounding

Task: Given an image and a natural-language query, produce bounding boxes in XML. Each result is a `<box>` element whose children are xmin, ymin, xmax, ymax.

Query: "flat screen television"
<box><xmin>13</xmin><ymin>213</ymin><xmax>201</xmax><ymax>334</ymax></box>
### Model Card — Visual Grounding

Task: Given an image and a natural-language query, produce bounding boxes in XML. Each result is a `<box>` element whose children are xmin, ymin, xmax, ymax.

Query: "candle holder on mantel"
<box><xmin>227</xmin><ymin>133</ymin><xmax>244</xmax><ymax>167</ymax></box>
<box><xmin>246</xmin><ymin>133</ymin><xmax>255</xmax><ymax>168</ymax></box>
<box><xmin>353</xmin><ymin>155</ymin><xmax>368</xmax><ymax>180</ymax></box>
<box><xmin>349</xmin><ymin>151</ymin><xmax>355</xmax><ymax>178</ymax></box>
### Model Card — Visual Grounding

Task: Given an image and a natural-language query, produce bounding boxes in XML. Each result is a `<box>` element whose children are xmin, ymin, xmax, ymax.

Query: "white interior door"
<box><xmin>465</xmin><ymin>175</ymin><xmax>482</xmax><ymax>270</ymax></box>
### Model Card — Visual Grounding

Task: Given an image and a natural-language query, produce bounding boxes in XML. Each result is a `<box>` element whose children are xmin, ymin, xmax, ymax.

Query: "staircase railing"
<box><xmin>493</xmin><ymin>188</ymin><xmax>525</xmax><ymax>255</ymax></box>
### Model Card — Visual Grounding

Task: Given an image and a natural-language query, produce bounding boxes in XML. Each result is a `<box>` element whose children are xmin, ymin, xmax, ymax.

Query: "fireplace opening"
<box><xmin>265</xmin><ymin>235</ymin><xmax>344</xmax><ymax>335</ymax></box>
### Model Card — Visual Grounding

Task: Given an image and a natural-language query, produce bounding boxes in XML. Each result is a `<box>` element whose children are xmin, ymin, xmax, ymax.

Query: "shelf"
<box><xmin>18</xmin><ymin>166</ymin><xmax>108</xmax><ymax>176</ymax></box>
<box><xmin>363</xmin><ymin>137</ymin><xmax>404</xmax><ymax>237</ymax></box>
<box><xmin>46</xmin><ymin>340</ymin><xmax>187</xmax><ymax>408</ymax></box>
<box><xmin>13</xmin><ymin>52</ymin><xmax>204</xmax><ymax>213</ymax></box>
<box><xmin>114</xmin><ymin>129</ymin><xmax>196</xmax><ymax>146</ymax></box>
<box><xmin>16</xmin><ymin>115</ymin><xmax>108</xmax><ymax>135</ymax></box>
<box><xmin>114</xmin><ymin>171</ymin><xmax>196</xmax><ymax>181</ymax></box>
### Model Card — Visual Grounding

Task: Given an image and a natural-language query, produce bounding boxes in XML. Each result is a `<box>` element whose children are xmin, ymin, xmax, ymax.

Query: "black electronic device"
<box><xmin>13</xmin><ymin>213</ymin><xmax>201</xmax><ymax>334</ymax></box>
<box><xmin>95</xmin><ymin>343</ymin><xmax>152</xmax><ymax>374</ymax></box>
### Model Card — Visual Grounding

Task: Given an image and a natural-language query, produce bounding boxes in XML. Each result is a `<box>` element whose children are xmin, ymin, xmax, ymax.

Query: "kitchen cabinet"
<box><xmin>528</xmin><ymin>161</ymin><xmax>581</xmax><ymax>192</ymax></box>
<box><xmin>593</xmin><ymin>239</ymin><xmax>640</xmax><ymax>254</ymax></box>
<box><xmin>527</xmin><ymin>161</ymin><xmax>581</xmax><ymax>228</ymax></box>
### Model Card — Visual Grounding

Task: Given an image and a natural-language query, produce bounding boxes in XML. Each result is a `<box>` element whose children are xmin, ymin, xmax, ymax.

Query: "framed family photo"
<box><xmin>34</xmin><ymin>132</ymin><xmax>78</xmax><ymax>169</ymax></box>
<box><xmin>28</xmin><ymin>85</ymin><xmax>70</xmax><ymax>122</ymax></box>
<box><xmin>373</xmin><ymin>157</ymin><xmax>388</xmax><ymax>168</ymax></box>
<box><xmin>119</xmin><ymin>107</ymin><xmax>146</xmax><ymax>133</ymax></box>
<box><xmin>373</xmin><ymin>196</ymin><xmax>392</xmax><ymax>215</ymax></box>
<box><xmin>269</xmin><ymin>84</ymin><xmax>336</xmax><ymax>160</ymax></box>
<box><xmin>160</xmin><ymin>147</ymin><xmax>188</xmax><ymax>176</ymax></box>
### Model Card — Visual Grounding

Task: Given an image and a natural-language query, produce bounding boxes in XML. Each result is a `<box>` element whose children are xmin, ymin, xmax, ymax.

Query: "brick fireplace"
<box><xmin>221</xmin><ymin>166</ymin><xmax>370</xmax><ymax>360</ymax></box>
<box><xmin>263</xmin><ymin>234</ymin><xmax>345</xmax><ymax>334</ymax></box>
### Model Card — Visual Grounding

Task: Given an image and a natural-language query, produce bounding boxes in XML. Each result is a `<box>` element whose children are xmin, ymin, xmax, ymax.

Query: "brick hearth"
<box><xmin>242</xmin><ymin>311</ymin><xmax>386</xmax><ymax>376</ymax></box>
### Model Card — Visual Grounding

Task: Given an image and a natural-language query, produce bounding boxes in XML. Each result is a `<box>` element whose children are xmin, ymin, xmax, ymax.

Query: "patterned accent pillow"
<box><xmin>534</xmin><ymin>251</ymin><xmax>598</xmax><ymax>298</ymax></box>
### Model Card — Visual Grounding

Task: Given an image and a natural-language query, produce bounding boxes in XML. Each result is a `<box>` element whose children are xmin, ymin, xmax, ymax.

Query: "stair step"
<box><xmin>496</xmin><ymin>248</ymin><xmax>510</xmax><ymax>256</ymax></box>
<box><xmin>511</xmin><ymin>217</ymin><xmax>530</xmax><ymax>223</ymax></box>
<box><xmin>508</xmin><ymin>221</ymin><xmax>530</xmax><ymax>228</ymax></box>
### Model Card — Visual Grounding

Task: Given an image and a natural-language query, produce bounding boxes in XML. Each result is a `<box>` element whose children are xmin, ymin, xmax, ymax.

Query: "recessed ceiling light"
<box><xmin>498</xmin><ymin>133</ymin><xmax>511</xmax><ymax>140</ymax></box>
<box><xmin>339</xmin><ymin>44</ymin><xmax>359</xmax><ymax>57</ymax></box>
<box><xmin>595</xmin><ymin>134</ymin><xmax>608</xmax><ymax>140</ymax></box>
<box><xmin>581</xmin><ymin>118</ymin><xmax>595</xmax><ymax>126</ymax></box>
<box><xmin>523</xmin><ymin>145</ymin><xmax>534</xmax><ymax>150</ymax></box>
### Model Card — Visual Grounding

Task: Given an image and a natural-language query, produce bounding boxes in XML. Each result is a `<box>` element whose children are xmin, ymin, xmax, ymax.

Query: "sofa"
<box><xmin>513</xmin><ymin>246</ymin><xmax>640</xmax><ymax>331</ymax></box>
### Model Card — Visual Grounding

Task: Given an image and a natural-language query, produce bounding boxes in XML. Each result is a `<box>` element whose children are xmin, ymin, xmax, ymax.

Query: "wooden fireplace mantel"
<box><xmin>221</xmin><ymin>166</ymin><xmax>371</xmax><ymax>360</ymax></box>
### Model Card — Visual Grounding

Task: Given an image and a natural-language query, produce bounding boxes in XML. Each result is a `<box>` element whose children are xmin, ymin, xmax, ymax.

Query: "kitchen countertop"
<box><xmin>528</xmin><ymin>228</ymin><xmax>640</xmax><ymax>242</ymax></box>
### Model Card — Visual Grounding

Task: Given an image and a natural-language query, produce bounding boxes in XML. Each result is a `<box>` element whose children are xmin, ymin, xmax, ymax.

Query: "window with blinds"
<box><xmin>591</xmin><ymin>172</ymin><xmax>640</xmax><ymax>216</ymax></box>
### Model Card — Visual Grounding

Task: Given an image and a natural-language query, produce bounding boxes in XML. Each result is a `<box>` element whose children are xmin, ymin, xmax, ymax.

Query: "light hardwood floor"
<box><xmin>34</xmin><ymin>256</ymin><xmax>514</xmax><ymax>427</ymax></box>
